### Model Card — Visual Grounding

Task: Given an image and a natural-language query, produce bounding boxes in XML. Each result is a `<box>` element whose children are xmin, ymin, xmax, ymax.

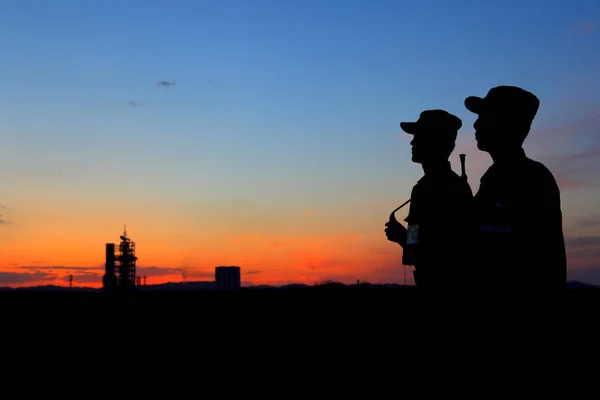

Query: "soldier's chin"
<box><xmin>476</xmin><ymin>140</ymin><xmax>488</xmax><ymax>151</ymax></box>
<box><xmin>411</xmin><ymin>154</ymin><xmax>422</xmax><ymax>163</ymax></box>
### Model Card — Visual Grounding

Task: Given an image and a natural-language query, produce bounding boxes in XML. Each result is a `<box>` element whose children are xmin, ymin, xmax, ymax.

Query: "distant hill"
<box><xmin>0</xmin><ymin>284</ymin><xmax>98</xmax><ymax>292</ymax></box>
<box><xmin>0</xmin><ymin>280</ymin><xmax>407</xmax><ymax>292</ymax></box>
<box><xmin>566</xmin><ymin>280</ymin><xmax>598</xmax><ymax>290</ymax></box>
<box><xmin>0</xmin><ymin>280</ymin><xmax>217</xmax><ymax>292</ymax></box>
<box><xmin>0</xmin><ymin>280</ymin><xmax>596</xmax><ymax>292</ymax></box>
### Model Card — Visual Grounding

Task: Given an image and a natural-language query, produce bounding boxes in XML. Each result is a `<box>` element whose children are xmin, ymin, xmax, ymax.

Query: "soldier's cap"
<box><xmin>464</xmin><ymin>85</ymin><xmax>540</xmax><ymax>126</ymax></box>
<box><xmin>400</xmin><ymin>109</ymin><xmax>462</xmax><ymax>142</ymax></box>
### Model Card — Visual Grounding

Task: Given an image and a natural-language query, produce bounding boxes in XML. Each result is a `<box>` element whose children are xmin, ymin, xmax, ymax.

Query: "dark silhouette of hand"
<box><xmin>385</xmin><ymin>219</ymin><xmax>407</xmax><ymax>245</ymax></box>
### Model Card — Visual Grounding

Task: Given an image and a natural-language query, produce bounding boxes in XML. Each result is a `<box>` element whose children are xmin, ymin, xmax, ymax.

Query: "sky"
<box><xmin>1</xmin><ymin>0</ymin><xmax>599</xmax><ymax>288</ymax></box>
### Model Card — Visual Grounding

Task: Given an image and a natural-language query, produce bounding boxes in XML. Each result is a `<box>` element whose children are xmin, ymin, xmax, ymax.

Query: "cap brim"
<box><xmin>465</xmin><ymin>96</ymin><xmax>484</xmax><ymax>114</ymax></box>
<box><xmin>400</xmin><ymin>122</ymin><xmax>418</xmax><ymax>134</ymax></box>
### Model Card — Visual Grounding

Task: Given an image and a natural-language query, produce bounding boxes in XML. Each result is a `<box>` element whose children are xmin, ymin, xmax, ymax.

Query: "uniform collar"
<box><xmin>482</xmin><ymin>148</ymin><xmax>528</xmax><ymax>181</ymax></box>
<box><xmin>491</xmin><ymin>148</ymin><xmax>527</xmax><ymax>166</ymax></box>
<box><xmin>418</xmin><ymin>161</ymin><xmax>452</xmax><ymax>183</ymax></box>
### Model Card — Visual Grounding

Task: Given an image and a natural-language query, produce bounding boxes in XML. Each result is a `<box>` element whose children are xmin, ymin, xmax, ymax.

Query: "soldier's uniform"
<box><xmin>403</xmin><ymin>163</ymin><xmax>473</xmax><ymax>289</ymax></box>
<box><xmin>470</xmin><ymin>149</ymin><xmax>567</xmax><ymax>291</ymax></box>
<box><xmin>465</xmin><ymin>86</ymin><xmax>567</xmax><ymax>291</ymax></box>
<box><xmin>398</xmin><ymin>110</ymin><xmax>474</xmax><ymax>290</ymax></box>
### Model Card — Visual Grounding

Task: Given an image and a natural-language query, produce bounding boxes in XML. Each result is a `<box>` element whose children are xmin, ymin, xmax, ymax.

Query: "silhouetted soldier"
<box><xmin>385</xmin><ymin>110</ymin><xmax>473</xmax><ymax>290</ymax></box>
<box><xmin>464</xmin><ymin>86</ymin><xmax>567</xmax><ymax>291</ymax></box>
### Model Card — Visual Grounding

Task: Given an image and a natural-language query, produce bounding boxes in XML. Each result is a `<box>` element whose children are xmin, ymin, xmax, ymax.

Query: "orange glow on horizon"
<box><xmin>1</xmin><ymin>225</ymin><xmax>415</xmax><ymax>288</ymax></box>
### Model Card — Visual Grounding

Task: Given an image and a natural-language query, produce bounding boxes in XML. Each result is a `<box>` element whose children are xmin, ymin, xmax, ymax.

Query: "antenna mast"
<box><xmin>459</xmin><ymin>154</ymin><xmax>467</xmax><ymax>181</ymax></box>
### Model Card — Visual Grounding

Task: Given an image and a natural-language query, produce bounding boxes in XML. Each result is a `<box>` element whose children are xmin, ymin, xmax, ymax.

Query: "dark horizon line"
<box><xmin>0</xmin><ymin>280</ymin><xmax>412</xmax><ymax>290</ymax></box>
<box><xmin>0</xmin><ymin>279</ymin><xmax>596</xmax><ymax>291</ymax></box>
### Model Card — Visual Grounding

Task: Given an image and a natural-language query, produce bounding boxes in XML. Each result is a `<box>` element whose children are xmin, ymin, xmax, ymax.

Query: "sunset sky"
<box><xmin>1</xmin><ymin>0</ymin><xmax>599</xmax><ymax>288</ymax></box>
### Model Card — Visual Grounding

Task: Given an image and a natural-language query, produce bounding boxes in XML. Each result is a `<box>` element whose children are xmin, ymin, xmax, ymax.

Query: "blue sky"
<box><xmin>1</xmin><ymin>0</ymin><xmax>600</xmax><ymax>286</ymax></box>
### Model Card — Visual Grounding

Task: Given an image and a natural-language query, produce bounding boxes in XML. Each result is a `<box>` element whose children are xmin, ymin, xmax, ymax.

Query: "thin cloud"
<box><xmin>175</xmin><ymin>267</ymin><xmax>220</xmax><ymax>280</ymax></box>
<box><xmin>565</xmin><ymin>236</ymin><xmax>600</xmax><ymax>248</ymax></box>
<box><xmin>187</xmin><ymin>269</ymin><xmax>216</xmax><ymax>279</ymax></box>
<box><xmin>207</xmin><ymin>79</ymin><xmax>222</xmax><ymax>88</ymax></box>
<box><xmin>574</xmin><ymin>21</ymin><xmax>597</xmax><ymax>35</ymax></box>
<box><xmin>577</xmin><ymin>215</ymin><xmax>600</xmax><ymax>228</ymax></box>
<box><xmin>102</xmin><ymin>101</ymin><xmax>144</xmax><ymax>107</ymax></box>
<box><xmin>0</xmin><ymin>214</ymin><xmax>11</xmax><ymax>225</ymax></box>
<box><xmin>536</xmin><ymin>111</ymin><xmax>600</xmax><ymax>190</ymax></box>
<box><xmin>156</xmin><ymin>80</ymin><xmax>175</xmax><ymax>87</ymax></box>
<box><xmin>19</xmin><ymin>265</ymin><xmax>103</xmax><ymax>271</ymax></box>
<box><xmin>304</xmin><ymin>210</ymin><xmax>313</xmax><ymax>216</ymax></box>
<box><xmin>136</xmin><ymin>266</ymin><xmax>185</xmax><ymax>277</ymax></box>
<box><xmin>0</xmin><ymin>271</ymin><xmax>55</xmax><ymax>285</ymax></box>
<box><xmin>61</xmin><ymin>271</ymin><xmax>102</xmax><ymax>284</ymax></box>
<box><xmin>565</xmin><ymin>235</ymin><xmax>600</xmax><ymax>271</ymax></box>
<box><xmin>16</xmin><ymin>265</ymin><xmax>210</xmax><ymax>279</ymax></box>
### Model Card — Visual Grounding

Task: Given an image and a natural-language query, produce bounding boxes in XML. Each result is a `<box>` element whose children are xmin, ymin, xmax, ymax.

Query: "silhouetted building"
<box><xmin>215</xmin><ymin>266</ymin><xmax>241</xmax><ymax>291</ymax></box>
<box><xmin>103</xmin><ymin>226</ymin><xmax>138</xmax><ymax>293</ymax></box>
<box><xmin>103</xmin><ymin>243</ymin><xmax>117</xmax><ymax>293</ymax></box>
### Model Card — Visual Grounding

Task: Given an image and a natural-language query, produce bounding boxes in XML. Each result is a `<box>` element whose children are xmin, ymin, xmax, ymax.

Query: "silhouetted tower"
<box><xmin>103</xmin><ymin>225</ymin><xmax>138</xmax><ymax>293</ymax></box>
<box><xmin>143</xmin><ymin>276</ymin><xmax>147</xmax><ymax>286</ymax></box>
<box><xmin>115</xmin><ymin>225</ymin><xmax>137</xmax><ymax>291</ymax></box>
<box><xmin>69</xmin><ymin>274</ymin><xmax>73</xmax><ymax>289</ymax></box>
<box><xmin>215</xmin><ymin>266</ymin><xmax>241</xmax><ymax>291</ymax></box>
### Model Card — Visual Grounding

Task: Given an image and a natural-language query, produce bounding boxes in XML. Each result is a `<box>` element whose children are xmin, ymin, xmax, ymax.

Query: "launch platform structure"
<box><xmin>103</xmin><ymin>225</ymin><xmax>138</xmax><ymax>293</ymax></box>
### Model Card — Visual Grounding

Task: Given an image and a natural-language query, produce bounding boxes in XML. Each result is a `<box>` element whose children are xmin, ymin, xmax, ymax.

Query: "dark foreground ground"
<box><xmin>2</xmin><ymin>283</ymin><xmax>597</xmax><ymax>311</ymax></box>
<box><xmin>2</xmin><ymin>285</ymin><xmax>589</xmax><ymax>378</ymax></box>
<box><xmin>2</xmin><ymin>284</ymin><xmax>420</xmax><ymax>310</ymax></box>
<box><xmin>2</xmin><ymin>285</ymin><xmax>596</xmax><ymax>348</ymax></box>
